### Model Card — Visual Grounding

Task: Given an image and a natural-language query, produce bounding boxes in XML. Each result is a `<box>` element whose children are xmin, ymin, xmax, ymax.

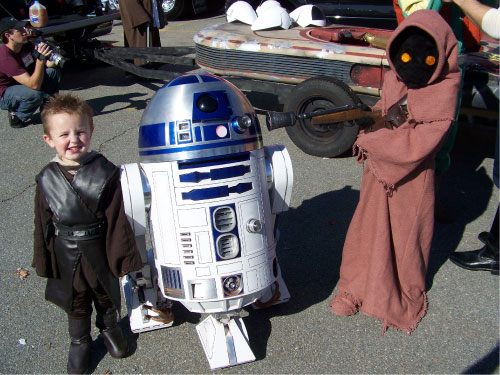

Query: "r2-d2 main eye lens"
<box><xmin>196</xmin><ymin>94</ymin><xmax>219</xmax><ymax>113</ymax></box>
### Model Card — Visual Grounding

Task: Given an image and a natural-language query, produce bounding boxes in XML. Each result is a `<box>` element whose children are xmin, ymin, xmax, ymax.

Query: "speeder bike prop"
<box><xmin>120</xmin><ymin>74</ymin><xmax>293</xmax><ymax>369</ymax></box>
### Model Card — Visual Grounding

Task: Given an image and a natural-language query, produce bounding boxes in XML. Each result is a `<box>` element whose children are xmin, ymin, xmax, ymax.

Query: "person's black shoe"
<box><xmin>100</xmin><ymin>325</ymin><xmax>129</xmax><ymax>358</ymax></box>
<box><xmin>39</xmin><ymin>98</ymin><xmax>51</xmax><ymax>113</ymax></box>
<box><xmin>449</xmin><ymin>232</ymin><xmax>499</xmax><ymax>274</ymax></box>
<box><xmin>8</xmin><ymin>112</ymin><xmax>29</xmax><ymax>128</ymax></box>
<box><xmin>96</xmin><ymin>308</ymin><xmax>129</xmax><ymax>359</ymax></box>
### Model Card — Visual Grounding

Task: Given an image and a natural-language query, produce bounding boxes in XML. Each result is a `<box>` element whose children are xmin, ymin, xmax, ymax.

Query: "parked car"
<box><xmin>110</xmin><ymin>0</ymin><xmax>225</xmax><ymax>21</ymax></box>
<box><xmin>0</xmin><ymin>0</ymin><xmax>118</xmax><ymax>35</ymax></box>
<box><xmin>225</xmin><ymin>0</ymin><xmax>397</xmax><ymax>29</ymax></box>
<box><xmin>1</xmin><ymin>0</ymin><xmax>119</xmax><ymax>37</ymax></box>
<box><xmin>0</xmin><ymin>0</ymin><xmax>120</xmax><ymax>62</ymax></box>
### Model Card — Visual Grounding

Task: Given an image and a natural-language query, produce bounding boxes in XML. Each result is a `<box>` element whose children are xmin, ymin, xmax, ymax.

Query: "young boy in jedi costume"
<box><xmin>329</xmin><ymin>10</ymin><xmax>461</xmax><ymax>333</ymax></box>
<box><xmin>32</xmin><ymin>94</ymin><xmax>143</xmax><ymax>373</ymax></box>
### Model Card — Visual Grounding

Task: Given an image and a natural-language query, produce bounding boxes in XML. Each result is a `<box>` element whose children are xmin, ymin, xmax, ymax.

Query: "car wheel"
<box><xmin>108</xmin><ymin>0</ymin><xmax>119</xmax><ymax>10</ymax></box>
<box><xmin>162</xmin><ymin>0</ymin><xmax>188</xmax><ymax>20</ymax></box>
<box><xmin>284</xmin><ymin>76</ymin><xmax>361</xmax><ymax>158</ymax></box>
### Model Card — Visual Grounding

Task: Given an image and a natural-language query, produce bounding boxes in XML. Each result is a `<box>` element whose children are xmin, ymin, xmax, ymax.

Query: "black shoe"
<box><xmin>100</xmin><ymin>325</ymin><xmax>129</xmax><ymax>358</ymax></box>
<box><xmin>39</xmin><ymin>98</ymin><xmax>50</xmax><ymax>113</ymax></box>
<box><xmin>449</xmin><ymin>232</ymin><xmax>499</xmax><ymax>273</ymax></box>
<box><xmin>8</xmin><ymin>112</ymin><xmax>29</xmax><ymax>128</ymax></box>
<box><xmin>97</xmin><ymin>308</ymin><xmax>129</xmax><ymax>358</ymax></box>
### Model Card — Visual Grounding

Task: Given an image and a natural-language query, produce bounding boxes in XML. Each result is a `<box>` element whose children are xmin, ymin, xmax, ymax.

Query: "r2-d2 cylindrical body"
<box><xmin>137</xmin><ymin>74</ymin><xmax>291</xmax><ymax>313</ymax></box>
<box><xmin>142</xmin><ymin>150</ymin><xmax>279</xmax><ymax>312</ymax></box>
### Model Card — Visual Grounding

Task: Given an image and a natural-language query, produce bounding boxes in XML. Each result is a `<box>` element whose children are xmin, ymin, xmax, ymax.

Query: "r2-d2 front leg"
<box><xmin>196</xmin><ymin>313</ymin><xmax>255</xmax><ymax>369</ymax></box>
<box><xmin>120</xmin><ymin>163</ymin><xmax>174</xmax><ymax>333</ymax></box>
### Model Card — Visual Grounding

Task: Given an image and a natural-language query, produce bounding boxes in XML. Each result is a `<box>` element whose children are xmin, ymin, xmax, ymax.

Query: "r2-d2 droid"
<box><xmin>120</xmin><ymin>74</ymin><xmax>293</xmax><ymax>369</ymax></box>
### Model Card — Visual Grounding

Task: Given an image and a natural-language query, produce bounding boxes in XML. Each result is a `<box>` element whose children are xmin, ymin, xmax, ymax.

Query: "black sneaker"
<box><xmin>8</xmin><ymin>112</ymin><xmax>29</xmax><ymax>128</ymax></box>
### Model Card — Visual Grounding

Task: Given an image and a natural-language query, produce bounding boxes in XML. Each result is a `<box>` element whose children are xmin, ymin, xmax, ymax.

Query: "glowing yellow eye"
<box><xmin>425</xmin><ymin>55</ymin><xmax>436</xmax><ymax>66</ymax></box>
<box><xmin>401</xmin><ymin>52</ymin><xmax>411</xmax><ymax>63</ymax></box>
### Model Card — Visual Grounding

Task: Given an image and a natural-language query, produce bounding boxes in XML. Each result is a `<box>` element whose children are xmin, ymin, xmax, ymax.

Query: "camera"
<box><xmin>31</xmin><ymin>40</ymin><xmax>68</xmax><ymax>68</ymax></box>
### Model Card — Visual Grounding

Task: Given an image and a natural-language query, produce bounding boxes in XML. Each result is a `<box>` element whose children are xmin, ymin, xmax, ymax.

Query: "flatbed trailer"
<box><xmin>92</xmin><ymin>22</ymin><xmax>499</xmax><ymax>157</ymax></box>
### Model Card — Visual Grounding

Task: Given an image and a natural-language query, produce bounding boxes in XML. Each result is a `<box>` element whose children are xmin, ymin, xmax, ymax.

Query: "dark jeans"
<box><xmin>0</xmin><ymin>67</ymin><xmax>61</xmax><ymax>121</ymax></box>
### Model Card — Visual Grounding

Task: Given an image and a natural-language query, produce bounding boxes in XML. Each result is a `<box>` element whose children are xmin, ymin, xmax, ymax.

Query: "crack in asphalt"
<box><xmin>96</xmin><ymin>124</ymin><xmax>138</xmax><ymax>153</ymax></box>
<box><xmin>0</xmin><ymin>184</ymin><xmax>35</xmax><ymax>204</ymax></box>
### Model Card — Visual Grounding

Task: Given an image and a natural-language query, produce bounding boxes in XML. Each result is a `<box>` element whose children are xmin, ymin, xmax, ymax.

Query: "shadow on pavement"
<box><xmin>243</xmin><ymin>185</ymin><xmax>360</xmax><ymax>360</ymax></box>
<box><xmin>85</xmin><ymin>93</ymin><xmax>151</xmax><ymax>117</ymax></box>
<box><xmin>463</xmin><ymin>343</ymin><xmax>499</xmax><ymax>374</ymax></box>
<box><xmin>60</xmin><ymin>64</ymin><xmax>163</xmax><ymax>92</ymax></box>
<box><xmin>426</xmin><ymin>122</ymin><xmax>496</xmax><ymax>290</ymax></box>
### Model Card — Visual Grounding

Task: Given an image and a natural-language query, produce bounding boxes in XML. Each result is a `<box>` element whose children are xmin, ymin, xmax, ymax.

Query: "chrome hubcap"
<box><xmin>162</xmin><ymin>0</ymin><xmax>175</xmax><ymax>12</ymax></box>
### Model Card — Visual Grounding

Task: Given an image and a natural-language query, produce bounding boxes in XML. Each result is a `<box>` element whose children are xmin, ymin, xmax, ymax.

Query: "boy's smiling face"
<box><xmin>43</xmin><ymin>112</ymin><xmax>93</xmax><ymax>165</ymax></box>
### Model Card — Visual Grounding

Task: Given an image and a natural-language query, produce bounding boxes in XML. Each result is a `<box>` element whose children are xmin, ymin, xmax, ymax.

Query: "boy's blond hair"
<box><xmin>41</xmin><ymin>94</ymin><xmax>94</xmax><ymax>135</ymax></box>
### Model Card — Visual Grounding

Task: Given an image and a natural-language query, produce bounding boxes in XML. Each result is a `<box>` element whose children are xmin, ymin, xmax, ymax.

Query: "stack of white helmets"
<box><xmin>226</xmin><ymin>0</ymin><xmax>327</xmax><ymax>31</ymax></box>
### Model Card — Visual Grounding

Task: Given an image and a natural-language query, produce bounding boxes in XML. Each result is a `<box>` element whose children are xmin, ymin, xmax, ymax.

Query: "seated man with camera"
<box><xmin>0</xmin><ymin>18</ymin><xmax>62</xmax><ymax>128</ymax></box>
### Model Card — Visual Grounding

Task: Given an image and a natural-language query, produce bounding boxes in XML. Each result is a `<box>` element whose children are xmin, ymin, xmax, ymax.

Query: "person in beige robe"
<box><xmin>118</xmin><ymin>0</ymin><xmax>162</xmax><ymax>65</ymax></box>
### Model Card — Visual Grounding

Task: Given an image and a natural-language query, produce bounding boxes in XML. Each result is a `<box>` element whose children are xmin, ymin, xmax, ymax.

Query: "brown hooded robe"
<box><xmin>118</xmin><ymin>0</ymin><xmax>161</xmax><ymax>65</ymax></box>
<box><xmin>329</xmin><ymin>10</ymin><xmax>461</xmax><ymax>333</ymax></box>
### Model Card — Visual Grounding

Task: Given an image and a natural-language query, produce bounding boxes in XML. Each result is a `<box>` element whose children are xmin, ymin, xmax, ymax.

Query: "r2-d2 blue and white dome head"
<box><xmin>138</xmin><ymin>74</ymin><xmax>262</xmax><ymax>163</ymax></box>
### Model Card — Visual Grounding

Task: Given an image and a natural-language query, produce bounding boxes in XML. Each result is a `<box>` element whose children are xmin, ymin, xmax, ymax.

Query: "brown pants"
<box><xmin>66</xmin><ymin>281</ymin><xmax>113</xmax><ymax>320</ymax></box>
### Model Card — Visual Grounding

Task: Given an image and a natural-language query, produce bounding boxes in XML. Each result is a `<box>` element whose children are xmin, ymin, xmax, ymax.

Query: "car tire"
<box><xmin>162</xmin><ymin>0</ymin><xmax>188</xmax><ymax>20</ymax></box>
<box><xmin>284</xmin><ymin>76</ymin><xmax>361</xmax><ymax>158</ymax></box>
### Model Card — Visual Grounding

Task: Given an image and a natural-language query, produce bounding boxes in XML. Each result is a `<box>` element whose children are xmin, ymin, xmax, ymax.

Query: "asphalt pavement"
<box><xmin>0</xmin><ymin>9</ymin><xmax>498</xmax><ymax>374</ymax></box>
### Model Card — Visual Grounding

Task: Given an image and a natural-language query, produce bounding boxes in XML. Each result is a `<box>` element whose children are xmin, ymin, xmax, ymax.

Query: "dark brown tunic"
<box><xmin>32</xmin><ymin>153</ymin><xmax>143</xmax><ymax>312</ymax></box>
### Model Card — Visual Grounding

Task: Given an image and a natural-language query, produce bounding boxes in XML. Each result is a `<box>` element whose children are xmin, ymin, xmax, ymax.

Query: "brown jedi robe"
<box><xmin>33</xmin><ymin>153</ymin><xmax>143</xmax><ymax>310</ymax></box>
<box><xmin>118</xmin><ymin>0</ymin><xmax>161</xmax><ymax>65</ymax></box>
<box><xmin>330</xmin><ymin>10</ymin><xmax>461</xmax><ymax>333</ymax></box>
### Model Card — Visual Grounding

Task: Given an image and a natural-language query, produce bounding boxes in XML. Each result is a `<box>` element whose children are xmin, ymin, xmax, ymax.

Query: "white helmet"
<box><xmin>289</xmin><ymin>5</ymin><xmax>326</xmax><ymax>27</ymax></box>
<box><xmin>226</xmin><ymin>1</ymin><xmax>257</xmax><ymax>25</ymax></box>
<box><xmin>251</xmin><ymin>5</ymin><xmax>291</xmax><ymax>30</ymax></box>
<box><xmin>255</xmin><ymin>0</ymin><xmax>282</xmax><ymax>16</ymax></box>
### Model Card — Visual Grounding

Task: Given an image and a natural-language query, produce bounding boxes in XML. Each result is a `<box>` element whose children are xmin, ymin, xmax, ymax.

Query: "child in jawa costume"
<box><xmin>32</xmin><ymin>94</ymin><xmax>143</xmax><ymax>373</ymax></box>
<box><xmin>329</xmin><ymin>10</ymin><xmax>461</xmax><ymax>333</ymax></box>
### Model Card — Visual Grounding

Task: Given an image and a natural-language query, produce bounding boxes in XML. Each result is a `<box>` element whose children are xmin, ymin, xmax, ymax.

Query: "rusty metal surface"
<box><xmin>194</xmin><ymin>22</ymin><xmax>499</xmax><ymax>113</ymax></box>
<box><xmin>194</xmin><ymin>22</ymin><xmax>389</xmax><ymax>97</ymax></box>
